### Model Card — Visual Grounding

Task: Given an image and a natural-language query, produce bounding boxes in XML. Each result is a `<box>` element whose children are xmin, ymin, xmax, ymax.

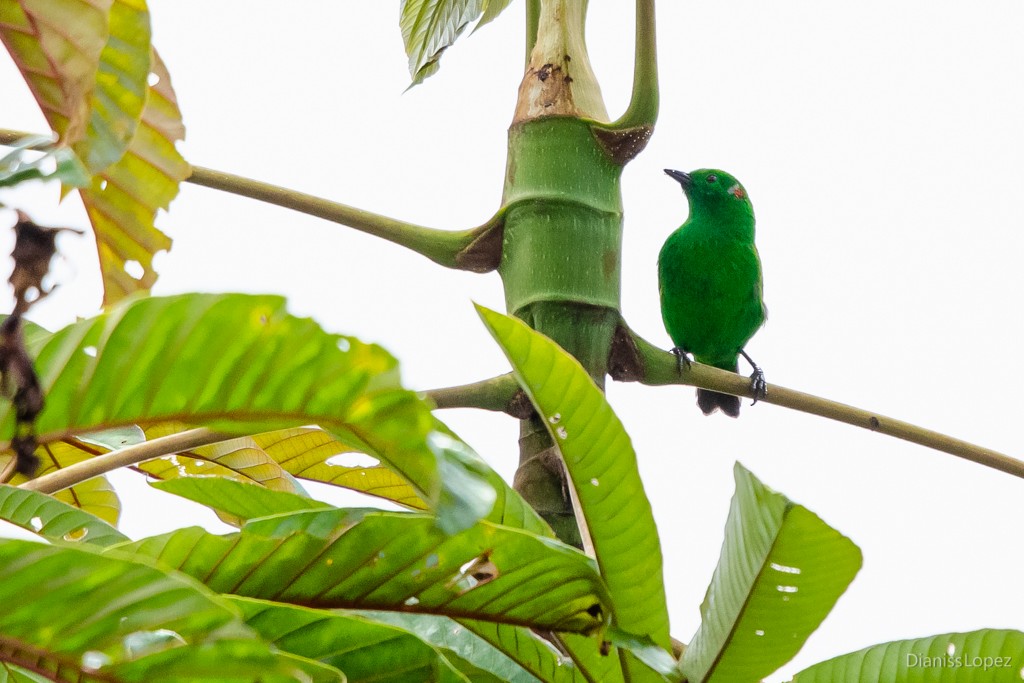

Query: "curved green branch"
<box><xmin>422</xmin><ymin>373</ymin><xmax>531</xmax><ymax>417</ymax></box>
<box><xmin>526</xmin><ymin>0</ymin><xmax>541</xmax><ymax>64</ymax></box>
<box><xmin>611</xmin><ymin>323</ymin><xmax>1024</xmax><ymax>480</ymax></box>
<box><xmin>607</xmin><ymin>0</ymin><xmax>659</xmax><ymax>132</ymax></box>
<box><xmin>20</xmin><ymin>428</ymin><xmax>229</xmax><ymax>494</ymax></box>
<box><xmin>0</xmin><ymin>128</ymin><xmax>503</xmax><ymax>272</ymax></box>
<box><xmin>187</xmin><ymin>165</ymin><xmax>502</xmax><ymax>272</ymax></box>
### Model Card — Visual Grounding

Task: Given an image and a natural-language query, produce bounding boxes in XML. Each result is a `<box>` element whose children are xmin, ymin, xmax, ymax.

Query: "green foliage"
<box><xmin>1</xmin><ymin>3</ymin><xmax>1013</xmax><ymax>682</ymax></box>
<box><xmin>0</xmin><ymin>293</ymin><xmax>495</xmax><ymax>534</ymax></box>
<box><xmin>790</xmin><ymin>630</ymin><xmax>1024</xmax><ymax>682</ymax></box>
<box><xmin>0</xmin><ymin>138</ymin><xmax>89</xmax><ymax>190</ymax></box>
<box><xmin>237</xmin><ymin>599</ymin><xmax>494</xmax><ymax>683</ymax></box>
<box><xmin>80</xmin><ymin>50</ymin><xmax>188</xmax><ymax>305</ymax></box>
<box><xmin>150</xmin><ymin>477</ymin><xmax>329</xmax><ymax>523</ymax></box>
<box><xmin>478</xmin><ymin>306</ymin><xmax>679</xmax><ymax>682</ymax></box>
<box><xmin>0</xmin><ymin>539</ymin><xmax>315</xmax><ymax>682</ymax></box>
<box><xmin>399</xmin><ymin>0</ymin><xmax>513</xmax><ymax>85</ymax></box>
<box><xmin>477</xmin><ymin>307</ymin><xmax>671</xmax><ymax>651</ymax></box>
<box><xmin>0</xmin><ymin>484</ymin><xmax>127</xmax><ymax>546</ymax></box>
<box><xmin>75</xmin><ymin>0</ymin><xmax>151</xmax><ymax>173</ymax></box>
<box><xmin>115</xmin><ymin>506</ymin><xmax>610</xmax><ymax>633</ymax></box>
<box><xmin>0</xmin><ymin>3</ymin><xmax>186</xmax><ymax>303</ymax></box>
<box><xmin>681</xmin><ymin>463</ymin><xmax>862</xmax><ymax>683</ymax></box>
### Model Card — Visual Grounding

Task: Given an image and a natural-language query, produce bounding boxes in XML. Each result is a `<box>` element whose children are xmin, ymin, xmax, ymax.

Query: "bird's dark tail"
<box><xmin>696</xmin><ymin>358</ymin><xmax>740</xmax><ymax>417</ymax></box>
<box><xmin>697</xmin><ymin>389</ymin><xmax>740</xmax><ymax>417</ymax></box>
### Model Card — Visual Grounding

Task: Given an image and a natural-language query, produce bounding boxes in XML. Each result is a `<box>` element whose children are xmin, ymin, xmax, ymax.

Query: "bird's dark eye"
<box><xmin>706</xmin><ymin>174</ymin><xmax>718</xmax><ymax>183</ymax></box>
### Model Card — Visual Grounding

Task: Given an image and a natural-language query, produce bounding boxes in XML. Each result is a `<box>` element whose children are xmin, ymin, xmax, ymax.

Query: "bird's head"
<box><xmin>664</xmin><ymin>168</ymin><xmax>753</xmax><ymax>221</ymax></box>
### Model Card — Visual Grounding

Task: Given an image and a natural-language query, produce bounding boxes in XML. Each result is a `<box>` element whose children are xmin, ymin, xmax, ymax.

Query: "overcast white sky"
<box><xmin>2</xmin><ymin>2</ymin><xmax>1024</xmax><ymax>679</ymax></box>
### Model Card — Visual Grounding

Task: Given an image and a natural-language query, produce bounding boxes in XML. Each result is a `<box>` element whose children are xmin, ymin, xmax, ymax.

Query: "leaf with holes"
<box><xmin>249</xmin><ymin>426</ymin><xmax>427</xmax><ymax>509</ymax></box>
<box><xmin>116</xmin><ymin>507</ymin><xmax>610</xmax><ymax>634</ymax></box>
<box><xmin>0</xmin><ymin>0</ymin><xmax>112</xmax><ymax>144</ymax></box>
<box><xmin>73</xmin><ymin>0</ymin><xmax>151</xmax><ymax>173</ymax></box>
<box><xmin>141</xmin><ymin>424</ymin><xmax>308</xmax><ymax>501</ymax></box>
<box><xmin>1</xmin><ymin>440</ymin><xmax>120</xmax><ymax>524</ymax></box>
<box><xmin>233</xmin><ymin>598</ymin><xmax>473</xmax><ymax>683</ymax></box>
<box><xmin>0</xmin><ymin>293</ymin><xmax>495</xmax><ymax>535</ymax></box>
<box><xmin>0</xmin><ymin>538</ymin><xmax>318</xmax><ymax>682</ymax></box>
<box><xmin>476</xmin><ymin>306</ymin><xmax>671</xmax><ymax>671</ymax></box>
<box><xmin>790</xmin><ymin>630</ymin><xmax>1024</xmax><ymax>682</ymax></box>
<box><xmin>0</xmin><ymin>483</ymin><xmax>128</xmax><ymax>546</ymax></box>
<box><xmin>681</xmin><ymin>463</ymin><xmax>862</xmax><ymax>683</ymax></box>
<box><xmin>80</xmin><ymin>50</ymin><xmax>188</xmax><ymax>304</ymax></box>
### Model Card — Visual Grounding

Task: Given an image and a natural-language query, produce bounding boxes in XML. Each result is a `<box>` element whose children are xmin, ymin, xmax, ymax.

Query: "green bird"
<box><xmin>658</xmin><ymin>168</ymin><xmax>767</xmax><ymax>417</ymax></box>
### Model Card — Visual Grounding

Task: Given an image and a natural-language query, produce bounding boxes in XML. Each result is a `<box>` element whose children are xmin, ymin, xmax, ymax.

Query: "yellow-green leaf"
<box><xmin>81</xmin><ymin>49</ymin><xmax>188</xmax><ymax>305</ymax></box>
<box><xmin>1</xmin><ymin>440</ymin><xmax>120</xmax><ymax>524</ymax></box>
<box><xmin>0</xmin><ymin>0</ymin><xmax>113</xmax><ymax>143</ymax></box>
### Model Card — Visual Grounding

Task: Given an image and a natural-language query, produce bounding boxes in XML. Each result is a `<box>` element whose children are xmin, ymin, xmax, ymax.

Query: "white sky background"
<box><xmin>2</xmin><ymin>1</ymin><xmax>1024</xmax><ymax>678</ymax></box>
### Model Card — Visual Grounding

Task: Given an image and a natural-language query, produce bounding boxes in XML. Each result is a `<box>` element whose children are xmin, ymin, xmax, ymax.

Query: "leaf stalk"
<box><xmin>20</xmin><ymin>428</ymin><xmax>230</xmax><ymax>494</ymax></box>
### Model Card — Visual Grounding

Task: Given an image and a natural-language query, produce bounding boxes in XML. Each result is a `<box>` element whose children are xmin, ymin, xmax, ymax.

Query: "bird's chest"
<box><xmin>658</xmin><ymin>233</ymin><xmax>762</xmax><ymax>356</ymax></box>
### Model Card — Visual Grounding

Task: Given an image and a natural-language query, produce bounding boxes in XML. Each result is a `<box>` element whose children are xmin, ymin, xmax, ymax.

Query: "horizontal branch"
<box><xmin>0</xmin><ymin>128</ymin><xmax>503</xmax><ymax>272</ymax></box>
<box><xmin>422</xmin><ymin>373</ymin><xmax>533</xmax><ymax>418</ymax></box>
<box><xmin>611</xmin><ymin>324</ymin><xmax>1024</xmax><ymax>480</ymax></box>
<box><xmin>20</xmin><ymin>428</ymin><xmax>229</xmax><ymax>494</ymax></box>
<box><xmin>187</xmin><ymin>165</ymin><xmax>502</xmax><ymax>272</ymax></box>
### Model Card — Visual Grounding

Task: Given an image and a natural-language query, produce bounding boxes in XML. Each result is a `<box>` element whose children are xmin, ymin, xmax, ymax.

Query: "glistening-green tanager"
<box><xmin>658</xmin><ymin>168</ymin><xmax>767</xmax><ymax>417</ymax></box>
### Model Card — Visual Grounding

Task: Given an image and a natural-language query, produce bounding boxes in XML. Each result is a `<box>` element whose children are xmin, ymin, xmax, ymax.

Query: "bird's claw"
<box><xmin>749</xmin><ymin>368</ymin><xmax>767</xmax><ymax>405</ymax></box>
<box><xmin>670</xmin><ymin>347</ymin><xmax>692</xmax><ymax>375</ymax></box>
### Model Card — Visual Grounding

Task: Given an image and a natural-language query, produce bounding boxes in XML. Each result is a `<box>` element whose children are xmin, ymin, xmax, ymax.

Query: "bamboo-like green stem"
<box><xmin>608</xmin><ymin>0</ymin><xmax>659</xmax><ymax>131</ymax></box>
<box><xmin>618</xmin><ymin>326</ymin><xmax>1024</xmax><ymax>480</ymax></box>
<box><xmin>0</xmin><ymin>128</ymin><xmax>502</xmax><ymax>272</ymax></box>
<box><xmin>20</xmin><ymin>428</ymin><xmax>229</xmax><ymax>494</ymax></box>
<box><xmin>422</xmin><ymin>373</ymin><xmax>530</xmax><ymax>417</ymax></box>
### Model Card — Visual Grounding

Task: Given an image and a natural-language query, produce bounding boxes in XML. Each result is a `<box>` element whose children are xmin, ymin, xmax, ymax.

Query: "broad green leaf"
<box><xmin>0</xmin><ymin>293</ymin><xmax>494</xmax><ymax>534</ymax></box>
<box><xmin>790</xmin><ymin>630</ymin><xmax>1024</xmax><ymax>682</ymax></box>
<box><xmin>358</xmin><ymin>612</ymin><xmax>540</xmax><ymax>683</ymax></box>
<box><xmin>2</xmin><ymin>440</ymin><xmax>120</xmax><ymax>524</ymax></box>
<box><xmin>453</xmin><ymin>621</ymin><xmax>595</xmax><ymax>683</ymax></box>
<box><xmin>105</xmin><ymin>639</ymin><xmax>342</xmax><ymax>682</ymax></box>
<box><xmin>74</xmin><ymin>0</ymin><xmax>151</xmax><ymax>173</ymax></box>
<box><xmin>0</xmin><ymin>483</ymin><xmax>128</xmax><ymax>546</ymax></box>
<box><xmin>681</xmin><ymin>463</ymin><xmax>863</xmax><ymax>683</ymax></box>
<box><xmin>0</xmin><ymin>0</ymin><xmax>112</xmax><ymax>143</ymax></box>
<box><xmin>251</xmin><ymin>426</ymin><xmax>427</xmax><ymax>509</ymax></box>
<box><xmin>0</xmin><ymin>538</ymin><xmax>291</xmax><ymax>681</ymax></box>
<box><xmin>117</xmin><ymin>508</ymin><xmax>609</xmax><ymax>634</ymax></box>
<box><xmin>151</xmin><ymin>477</ymin><xmax>329</xmax><ymax>522</ymax></box>
<box><xmin>233</xmin><ymin>598</ymin><xmax>471</xmax><ymax>683</ymax></box>
<box><xmin>141</xmin><ymin>425</ymin><xmax>308</xmax><ymax>499</ymax></box>
<box><xmin>400</xmin><ymin>0</ymin><xmax>483</xmax><ymax>85</ymax></box>
<box><xmin>476</xmin><ymin>306</ymin><xmax>671</xmax><ymax>651</ymax></box>
<box><xmin>81</xmin><ymin>50</ymin><xmax>188</xmax><ymax>305</ymax></box>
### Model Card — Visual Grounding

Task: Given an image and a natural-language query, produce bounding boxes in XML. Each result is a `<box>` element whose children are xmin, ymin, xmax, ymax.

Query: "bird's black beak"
<box><xmin>664</xmin><ymin>169</ymin><xmax>692</xmax><ymax>189</ymax></box>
